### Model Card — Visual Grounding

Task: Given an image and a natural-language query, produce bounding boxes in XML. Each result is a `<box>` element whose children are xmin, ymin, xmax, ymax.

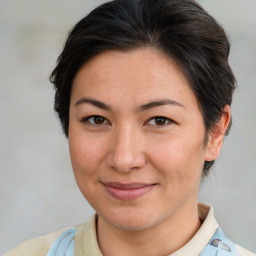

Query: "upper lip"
<box><xmin>102</xmin><ymin>182</ymin><xmax>156</xmax><ymax>190</ymax></box>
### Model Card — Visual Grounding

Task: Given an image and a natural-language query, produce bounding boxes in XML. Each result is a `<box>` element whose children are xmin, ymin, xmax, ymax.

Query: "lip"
<box><xmin>102</xmin><ymin>182</ymin><xmax>156</xmax><ymax>201</ymax></box>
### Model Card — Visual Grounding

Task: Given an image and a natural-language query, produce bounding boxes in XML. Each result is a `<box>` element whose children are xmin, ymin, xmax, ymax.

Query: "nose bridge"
<box><xmin>107</xmin><ymin>122</ymin><xmax>145</xmax><ymax>172</ymax></box>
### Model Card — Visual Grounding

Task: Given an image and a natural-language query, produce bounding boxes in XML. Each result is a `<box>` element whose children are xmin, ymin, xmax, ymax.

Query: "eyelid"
<box><xmin>145</xmin><ymin>116</ymin><xmax>174</xmax><ymax>126</ymax></box>
<box><xmin>81</xmin><ymin>115</ymin><xmax>111</xmax><ymax>126</ymax></box>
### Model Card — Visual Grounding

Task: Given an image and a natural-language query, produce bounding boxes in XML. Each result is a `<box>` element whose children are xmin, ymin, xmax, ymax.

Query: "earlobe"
<box><xmin>205</xmin><ymin>105</ymin><xmax>231</xmax><ymax>161</ymax></box>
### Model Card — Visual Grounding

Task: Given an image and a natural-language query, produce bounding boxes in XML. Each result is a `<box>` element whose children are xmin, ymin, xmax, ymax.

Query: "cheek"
<box><xmin>69</xmin><ymin>132</ymin><xmax>105</xmax><ymax>177</ymax></box>
<box><xmin>147</xmin><ymin>134</ymin><xmax>205</xmax><ymax>179</ymax></box>
<box><xmin>68</xmin><ymin>132</ymin><xmax>107</xmax><ymax>206</ymax></box>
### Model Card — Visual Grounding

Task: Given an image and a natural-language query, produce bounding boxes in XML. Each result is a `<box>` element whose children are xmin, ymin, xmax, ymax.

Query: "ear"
<box><xmin>205</xmin><ymin>105</ymin><xmax>231</xmax><ymax>161</ymax></box>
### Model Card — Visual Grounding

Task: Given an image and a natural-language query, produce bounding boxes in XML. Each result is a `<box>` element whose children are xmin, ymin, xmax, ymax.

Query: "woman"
<box><xmin>5</xmin><ymin>0</ymin><xmax>255</xmax><ymax>255</ymax></box>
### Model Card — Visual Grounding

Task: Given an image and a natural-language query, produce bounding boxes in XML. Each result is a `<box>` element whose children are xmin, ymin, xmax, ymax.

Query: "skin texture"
<box><xmin>69</xmin><ymin>48</ymin><xmax>230</xmax><ymax>256</ymax></box>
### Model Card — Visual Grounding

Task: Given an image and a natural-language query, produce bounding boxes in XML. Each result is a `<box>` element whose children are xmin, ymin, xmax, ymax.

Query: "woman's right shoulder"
<box><xmin>3</xmin><ymin>223</ymin><xmax>85</xmax><ymax>256</ymax></box>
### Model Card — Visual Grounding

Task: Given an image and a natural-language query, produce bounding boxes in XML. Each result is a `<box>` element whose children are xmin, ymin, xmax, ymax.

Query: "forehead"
<box><xmin>71</xmin><ymin>48</ymin><xmax>199</xmax><ymax>111</ymax></box>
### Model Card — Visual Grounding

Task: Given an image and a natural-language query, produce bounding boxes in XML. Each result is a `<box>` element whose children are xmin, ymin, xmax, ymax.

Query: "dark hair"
<box><xmin>50</xmin><ymin>0</ymin><xmax>236</xmax><ymax>175</ymax></box>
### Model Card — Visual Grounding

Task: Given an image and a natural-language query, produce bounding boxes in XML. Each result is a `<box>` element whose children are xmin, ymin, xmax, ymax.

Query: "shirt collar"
<box><xmin>75</xmin><ymin>202</ymin><xmax>218</xmax><ymax>256</ymax></box>
<box><xmin>170</xmin><ymin>202</ymin><xmax>218</xmax><ymax>256</ymax></box>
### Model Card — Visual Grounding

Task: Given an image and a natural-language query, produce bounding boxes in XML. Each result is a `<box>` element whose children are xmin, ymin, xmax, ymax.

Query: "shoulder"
<box><xmin>3</xmin><ymin>215</ymin><xmax>97</xmax><ymax>256</ymax></box>
<box><xmin>236</xmin><ymin>245</ymin><xmax>256</xmax><ymax>256</ymax></box>
<box><xmin>197</xmin><ymin>203</ymin><xmax>255</xmax><ymax>256</ymax></box>
<box><xmin>3</xmin><ymin>225</ymin><xmax>82</xmax><ymax>256</ymax></box>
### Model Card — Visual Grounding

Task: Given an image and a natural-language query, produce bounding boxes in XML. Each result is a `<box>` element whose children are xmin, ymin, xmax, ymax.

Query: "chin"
<box><xmin>109</xmin><ymin>219</ymin><xmax>151</xmax><ymax>231</ymax></box>
<box><xmin>102</xmin><ymin>209</ymin><xmax>159</xmax><ymax>231</ymax></box>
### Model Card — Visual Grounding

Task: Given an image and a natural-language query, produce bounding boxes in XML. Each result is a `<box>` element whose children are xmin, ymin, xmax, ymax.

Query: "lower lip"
<box><xmin>103</xmin><ymin>185</ymin><xmax>155</xmax><ymax>201</ymax></box>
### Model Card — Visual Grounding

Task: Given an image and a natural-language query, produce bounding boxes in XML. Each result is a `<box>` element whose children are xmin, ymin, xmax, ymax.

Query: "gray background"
<box><xmin>0</xmin><ymin>0</ymin><xmax>255</xmax><ymax>254</ymax></box>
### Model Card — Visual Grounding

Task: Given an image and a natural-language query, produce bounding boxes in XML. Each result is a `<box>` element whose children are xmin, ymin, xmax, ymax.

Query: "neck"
<box><xmin>97</xmin><ymin>202</ymin><xmax>201</xmax><ymax>256</ymax></box>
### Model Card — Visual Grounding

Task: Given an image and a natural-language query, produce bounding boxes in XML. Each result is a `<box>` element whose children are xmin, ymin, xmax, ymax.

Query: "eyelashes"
<box><xmin>147</xmin><ymin>116</ymin><xmax>173</xmax><ymax>126</ymax></box>
<box><xmin>82</xmin><ymin>115</ymin><xmax>109</xmax><ymax>125</ymax></box>
<box><xmin>81</xmin><ymin>115</ymin><xmax>174</xmax><ymax>127</ymax></box>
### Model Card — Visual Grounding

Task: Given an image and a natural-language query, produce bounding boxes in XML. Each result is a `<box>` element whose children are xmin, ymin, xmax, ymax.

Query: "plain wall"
<box><xmin>0</xmin><ymin>0</ymin><xmax>255</xmax><ymax>254</ymax></box>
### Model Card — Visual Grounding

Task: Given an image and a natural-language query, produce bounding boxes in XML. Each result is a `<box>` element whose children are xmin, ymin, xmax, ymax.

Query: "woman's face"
<box><xmin>69</xmin><ymin>48</ymin><xmax>219</xmax><ymax>231</ymax></box>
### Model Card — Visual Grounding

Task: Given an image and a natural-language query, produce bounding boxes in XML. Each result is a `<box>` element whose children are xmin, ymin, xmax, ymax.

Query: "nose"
<box><xmin>106</xmin><ymin>124</ymin><xmax>146</xmax><ymax>173</ymax></box>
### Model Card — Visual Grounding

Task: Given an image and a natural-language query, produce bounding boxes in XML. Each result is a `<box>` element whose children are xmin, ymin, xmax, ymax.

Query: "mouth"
<box><xmin>101</xmin><ymin>182</ymin><xmax>157</xmax><ymax>201</ymax></box>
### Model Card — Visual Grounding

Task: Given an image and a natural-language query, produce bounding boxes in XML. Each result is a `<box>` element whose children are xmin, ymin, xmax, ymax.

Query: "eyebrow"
<box><xmin>137</xmin><ymin>99</ymin><xmax>185</xmax><ymax>112</ymax></box>
<box><xmin>74</xmin><ymin>97</ymin><xmax>185</xmax><ymax>111</ymax></box>
<box><xmin>74</xmin><ymin>97</ymin><xmax>112</xmax><ymax>111</ymax></box>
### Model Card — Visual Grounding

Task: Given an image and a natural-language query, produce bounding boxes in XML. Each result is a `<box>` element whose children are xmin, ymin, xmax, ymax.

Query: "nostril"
<box><xmin>107</xmin><ymin>150</ymin><xmax>146</xmax><ymax>173</ymax></box>
<box><xmin>106</xmin><ymin>127</ymin><xmax>146</xmax><ymax>172</ymax></box>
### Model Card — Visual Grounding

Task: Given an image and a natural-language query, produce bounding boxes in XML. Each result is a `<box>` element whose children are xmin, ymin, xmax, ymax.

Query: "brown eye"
<box><xmin>84</xmin><ymin>115</ymin><xmax>108</xmax><ymax>125</ymax></box>
<box><xmin>155</xmin><ymin>117</ymin><xmax>167</xmax><ymax>125</ymax></box>
<box><xmin>93</xmin><ymin>116</ymin><xmax>105</xmax><ymax>124</ymax></box>
<box><xmin>148</xmin><ymin>116</ymin><xmax>171</xmax><ymax>126</ymax></box>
